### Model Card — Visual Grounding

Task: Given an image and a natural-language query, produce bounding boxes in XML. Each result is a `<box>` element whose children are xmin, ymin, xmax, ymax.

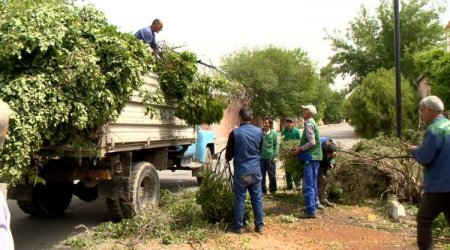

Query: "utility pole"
<box><xmin>394</xmin><ymin>0</ymin><xmax>402</xmax><ymax>138</ymax></box>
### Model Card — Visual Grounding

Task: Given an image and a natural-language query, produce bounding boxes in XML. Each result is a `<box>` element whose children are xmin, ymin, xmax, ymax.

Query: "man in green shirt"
<box><xmin>260</xmin><ymin>118</ymin><xmax>279</xmax><ymax>194</ymax></box>
<box><xmin>281</xmin><ymin>117</ymin><xmax>301</xmax><ymax>190</ymax></box>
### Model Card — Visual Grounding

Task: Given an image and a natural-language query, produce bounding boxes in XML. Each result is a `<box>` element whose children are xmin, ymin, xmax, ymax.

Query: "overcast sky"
<box><xmin>87</xmin><ymin>0</ymin><xmax>450</xmax><ymax>89</ymax></box>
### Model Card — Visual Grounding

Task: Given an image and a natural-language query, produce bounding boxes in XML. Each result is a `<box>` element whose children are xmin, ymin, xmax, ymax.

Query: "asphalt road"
<box><xmin>7</xmin><ymin>122</ymin><xmax>358</xmax><ymax>250</ymax></box>
<box><xmin>319</xmin><ymin>122</ymin><xmax>359</xmax><ymax>148</ymax></box>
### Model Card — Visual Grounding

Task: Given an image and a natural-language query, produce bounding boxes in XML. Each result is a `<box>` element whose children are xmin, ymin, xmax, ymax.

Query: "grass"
<box><xmin>64</xmin><ymin>190</ymin><xmax>224</xmax><ymax>249</ymax></box>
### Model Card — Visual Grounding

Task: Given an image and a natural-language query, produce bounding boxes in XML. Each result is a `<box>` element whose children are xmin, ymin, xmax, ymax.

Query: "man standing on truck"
<box><xmin>135</xmin><ymin>18</ymin><xmax>163</xmax><ymax>55</ymax></box>
<box><xmin>0</xmin><ymin>100</ymin><xmax>14</xmax><ymax>250</ymax></box>
<box><xmin>225</xmin><ymin>107</ymin><xmax>264</xmax><ymax>234</ymax></box>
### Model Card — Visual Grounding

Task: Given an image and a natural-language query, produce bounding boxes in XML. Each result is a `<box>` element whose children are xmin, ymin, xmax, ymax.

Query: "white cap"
<box><xmin>301</xmin><ymin>104</ymin><xmax>317</xmax><ymax>116</ymax></box>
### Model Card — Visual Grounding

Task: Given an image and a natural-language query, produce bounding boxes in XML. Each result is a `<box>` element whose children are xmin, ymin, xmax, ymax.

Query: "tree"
<box><xmin>345</xmin><ymin>68</ymin><xmax>418</xmax><ymax>138</ymax></box>
<box><xmin>221</xmin><ymin>46</ymin><xmax>319</xmax><ymax>118</ymax></box>
<box><xmin>318</xmin><ymin>64</ymin><xmax>345</xmax><ymax>124</ymax></box>
<box><xmin>328</xmin><ymin>0</ymin><xmax>446</xmax><ymax>91</ymax></box>
<box><xmin>415</xmin><ymin>48</ymin><xmax>450</xmax><ymax>108</ymax></box>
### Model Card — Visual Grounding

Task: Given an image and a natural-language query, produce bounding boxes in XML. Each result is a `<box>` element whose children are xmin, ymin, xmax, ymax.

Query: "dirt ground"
<box><xmin>93</xmin><ymin>165</ymin><xmax>449</xmax><ymax>250</ymax></box>
<box><xmin>139</xmin><ymin>203</ymin><xmax>417</xmax><ymax>250</ymax></box>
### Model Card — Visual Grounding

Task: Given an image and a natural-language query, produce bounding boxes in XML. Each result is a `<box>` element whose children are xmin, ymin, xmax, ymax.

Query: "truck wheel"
<box><xmin>106</xmin><ymin>162</ymin><xmax>160</xmax><ymax>219</ymax></box>
<box><xmin>17</xmin><ymin>181</ymin><xmax>73</xmax><ymax>217</ymax></box>
<box><xmin>197</xmin><ymin>147</ymin><xmax>213</xmax><ymax>185</ymax></box>
<box><xmin>105</xmin><ymin>197</ymin><xmax>125</xmax><ymax>220</ymax></box>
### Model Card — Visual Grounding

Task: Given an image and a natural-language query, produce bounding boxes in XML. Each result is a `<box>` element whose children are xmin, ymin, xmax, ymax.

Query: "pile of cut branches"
<box><xmin>329</xmin><ymin>136</ymin><xmax>422</xmax><ymax>204</ymax></box>
<box><xmin>278</xmin><ymin>140</ymin><xmax>303</xmax><ymax>180</ymax></box>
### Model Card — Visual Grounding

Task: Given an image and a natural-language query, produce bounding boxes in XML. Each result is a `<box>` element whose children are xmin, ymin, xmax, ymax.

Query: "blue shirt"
<box><xmin>412</xmin><ymin>115</ymin><xmax>450</xmax><ymax>193</ymax></box>
<box><xmin>225</xmin><ymin>123</ymin><xmax>262</xmax><ymax>177</ymax></box>
<box><xmin>135</xmin><ymin>26</ymin><xmax>157</xmax><ymax>50</ymax></box>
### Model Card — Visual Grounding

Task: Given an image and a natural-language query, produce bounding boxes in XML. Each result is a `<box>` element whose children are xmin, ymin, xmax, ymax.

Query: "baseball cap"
<box><xmin>301</xmin><ymin>104</ymin><xmax>317</xmax><ymax>115</ymax></box>
<box><xmin>285</xmin><ymin>117</ymin><xmax>293</xmax><ymax>122</ymax></box>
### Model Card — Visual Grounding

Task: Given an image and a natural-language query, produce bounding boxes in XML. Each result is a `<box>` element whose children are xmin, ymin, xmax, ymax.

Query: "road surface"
<box><xmin>320</xmin><ymin>123</ymin><xmax>359</xmax><ymax>148</ymax></box>
<box><xmin>7</xmin><ymin>123</ymin><xmax>358</xmax><ymax>250</ymax></box>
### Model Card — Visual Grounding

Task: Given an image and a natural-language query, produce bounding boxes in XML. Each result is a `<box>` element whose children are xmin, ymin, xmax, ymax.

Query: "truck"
<box><xmin>7</xmin><ymin>73</ymin><xmax>215</xmax><ymax>219</ymax></box>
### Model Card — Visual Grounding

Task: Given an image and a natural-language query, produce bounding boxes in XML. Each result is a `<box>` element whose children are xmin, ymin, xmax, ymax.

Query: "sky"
<box><xmin>87</xmin><ymin>0</ymin><xmax>450</xmax><ymax>90</ymax></box>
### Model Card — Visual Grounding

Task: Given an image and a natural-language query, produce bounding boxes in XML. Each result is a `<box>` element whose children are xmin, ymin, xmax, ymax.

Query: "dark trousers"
<box><xmin>417</xmin><ymin>192</ymin><xmax>450</xmax><ymax>250</ymax></box>
<box><xmin>318</xmin><ymin>164</ymin><xmax>329</xmax><ymax>202</ymax></box>
<box><xmin>260</xmin><ymin>158</ymin><xmax>277</xmax><ymax>193</ymax></box>
<box><xmin>233</xmin><ymin>174</ymin><xmax>264</xmax><ymax>229</ymax></box>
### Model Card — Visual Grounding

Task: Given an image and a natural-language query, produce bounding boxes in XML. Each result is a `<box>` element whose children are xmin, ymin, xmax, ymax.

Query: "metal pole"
<box><xmin>394</xmin><ymin>0</ymin><xmax>402</xmax><ymax>138</ymax></box>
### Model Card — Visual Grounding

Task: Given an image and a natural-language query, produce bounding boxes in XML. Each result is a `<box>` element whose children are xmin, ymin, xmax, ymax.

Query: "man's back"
<box><xmin>135</xmin><ymin>26</ymin><xmax>157</xmax><ymax>50</ymax></box>
<box><xmin>233</xmin><ymin>124</ymin><xmax>262</xmax><ymax>176</ymax></box>
<box><xmin>418</xmin><ymin>117</ymin><xmax>450</xmax><ymax>193</ymax></box>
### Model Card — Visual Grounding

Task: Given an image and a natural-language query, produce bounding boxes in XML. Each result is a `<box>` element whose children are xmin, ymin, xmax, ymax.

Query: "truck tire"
<box><xmin>105</xmin><ymin>197</ymin><xmax>124</xmax><ymax>220</ymax></box>
<box><xmin>17</xmin><ymin>181</ymin><xmax>73</xmax><ymax>217</ymax></box>
<box><xmin>196</xmin><ymin>147</ymin><xmax>213</xmax><ymax>185</ymax></box>
<box><xmin>106</xmin><ymin>162</ymin><xmax>160</xmax><ymax>219</ymax></box>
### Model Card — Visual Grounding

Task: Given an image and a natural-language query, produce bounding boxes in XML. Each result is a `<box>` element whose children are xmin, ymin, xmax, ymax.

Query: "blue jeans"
<box><xmin>260</xmin><ymin>159</ymin><xmax>277</xmax><ymax>193</ymax></box>
<box><xmin>233</xmin><ymin>173</ymin><xmax>264</xmax><ymax>229</ymax></box>
<box><xmin>303</xmin><ymin>161</ymin><xmax>320</xmax><ymax>215</ymax></box>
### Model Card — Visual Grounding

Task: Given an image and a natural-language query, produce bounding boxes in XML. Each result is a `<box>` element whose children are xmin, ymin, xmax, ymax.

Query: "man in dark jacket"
<box><xmin>318</xmin><ymin>137</ymin><xmax>337</xmax><ymax>208</ymax></box>
<box><xmin>225</xmin><ymin>107</ymin><xmax>264</xmax><ymax>234</ymax></box>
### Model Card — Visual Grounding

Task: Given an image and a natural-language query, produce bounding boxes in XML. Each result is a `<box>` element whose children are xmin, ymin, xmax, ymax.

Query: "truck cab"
<box><xmin>168</xmin><ymin>126</ymin><xmax>215</xmax><ymax>184</ymax></box>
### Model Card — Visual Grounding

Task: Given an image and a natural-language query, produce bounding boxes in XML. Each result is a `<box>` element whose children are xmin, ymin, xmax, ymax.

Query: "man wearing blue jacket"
<box><xmin>135</xmin><ymin>19</ymin><xmax>163</xmax><ymax>54</ymax></box>
<box><xmin>318</xmin><ymin>137</ymin><xmax>337</xmax><ymax>208</ymax></box>
<box><xmin>225</xmin><ymin>107</ymin><xmax>264</xmax><ymax>234</ymax></box>
<box><xmin>407</xmin><ymin>96</ymin><xmax>450</xmax><ymax>250</ymax></box>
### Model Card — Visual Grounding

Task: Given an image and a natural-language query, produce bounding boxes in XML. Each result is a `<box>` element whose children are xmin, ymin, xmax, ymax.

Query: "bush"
<box><xmin>196</xmin><ymin>162</ymin><xmax>252</xmax><ymax>224</ymax></box>
<box><xmin>345</xmin><ymin>68</ymin><xmax>419</xmax><ymax>138</ymax></box>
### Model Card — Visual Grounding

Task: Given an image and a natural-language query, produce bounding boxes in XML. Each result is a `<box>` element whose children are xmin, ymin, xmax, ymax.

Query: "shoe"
<box><xmin>322</xmin><ymin>199</ymin><xmax>336</xmax><ymax>207</ymax></box>
<box><xmin>316</xmin><ymin>203</ymin><xmax>325</xmax><ymax>210</ymax></box>
<box><xmin>226</xmin><ymin>226</ymin><xmax>243</xmax><ymax>234</ymax></box>
<box><xmin>255</xmin><ymin>225</ymin><xmax>264</xmax><ymax>234</ymax></box>
<box><xmin>299</xmin><ymin>212</ymin><xmax>316</xmax><ymax>219</ymax></box>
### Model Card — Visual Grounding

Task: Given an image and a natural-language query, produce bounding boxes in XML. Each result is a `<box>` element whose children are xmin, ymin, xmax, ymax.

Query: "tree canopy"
<box><xmin>328</xmin><ymin>0</ymin><xmax>446</xmax><ymax>91</ymax></box>
<box><xmin>221</xmin><ymin>46</ymin><xmax>319</xmax><ymax>119</ymax></box>
<box><xmin>415</xmin><ymin>48</ymin><xmax>450</xmax><ymax>109</ymax></box>
<box><xmin>344</xmin><ymin>68</ymin><xmax>418</xmax><ymax>138</ymax></box>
